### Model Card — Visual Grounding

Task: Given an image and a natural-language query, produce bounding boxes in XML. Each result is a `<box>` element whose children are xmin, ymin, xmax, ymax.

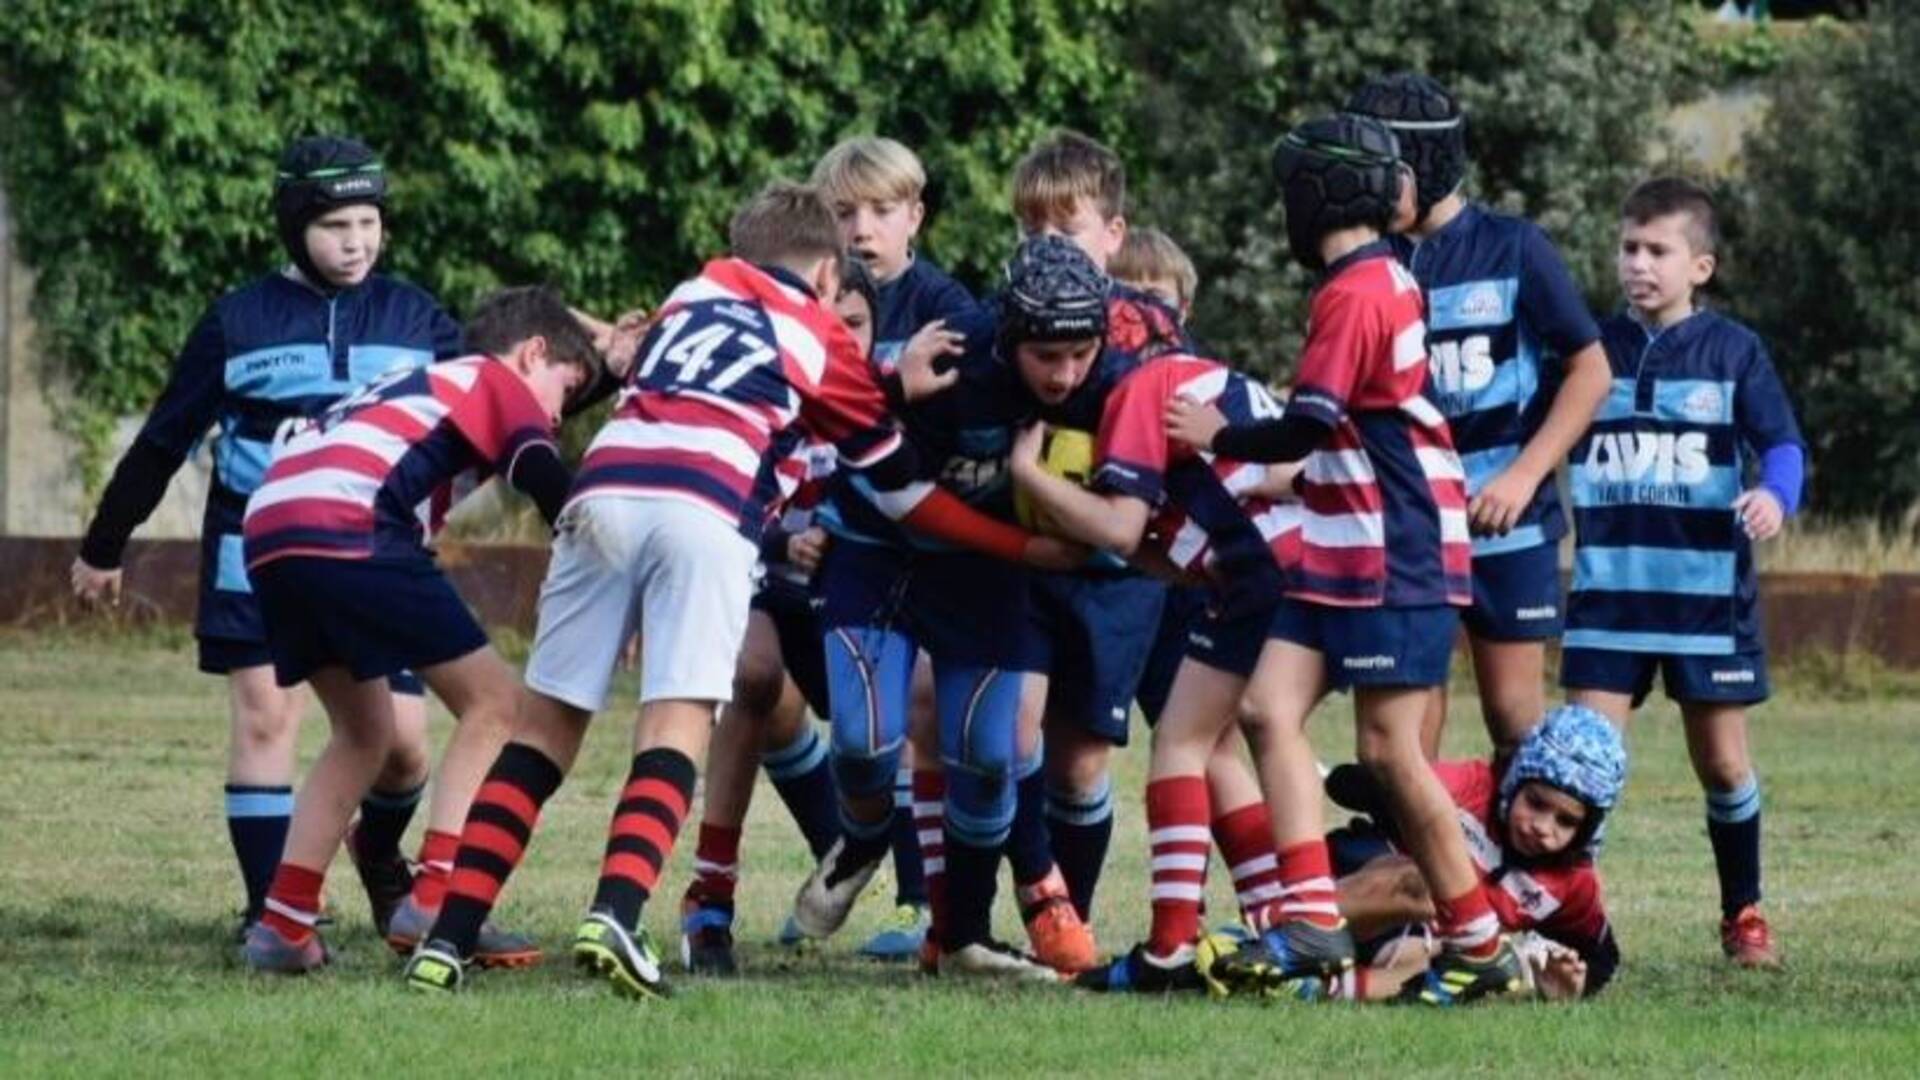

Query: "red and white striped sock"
<box><xmin>1435</xmin><ymin>883</ymin><xmax>1502</xmax><ymax>960</ymax></box>
<box><xmin>1145</xmin><ymin>775</ymin><xmax>1210</xmax><ymax>959</ymax></box>
<box><xmin>408</xmin><ymin>829</ymin><xmax>460</xmax><ymax>911</ymax></box>
<box><xmin>1211</xmin><ymin>802</ymin><xmax>1285</xmax><ymax>924</ymax></box>
<box><xmin>912</xmin><ymin>768</ymin><xmax>947</xmax><ymax>948</ymax></box>
<box><xmin>686</xmin><ymin>823</ymin><xmax>741</xmax><ymax>908</ymax></box>
<box><xmin>1252</xmin><ymin>840</ymin><xmax>1341</xmax><ymax>931</ymax></box>
<box><xmin>260</xmin><ymin>862</ymin><xmax>325</xmax><ymax>944</ymax></box>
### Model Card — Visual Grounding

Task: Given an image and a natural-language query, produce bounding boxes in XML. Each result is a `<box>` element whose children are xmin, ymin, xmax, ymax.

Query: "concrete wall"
<box><xmin>0</xmin><ymin>184</ymin><xmax>210</xmax><ymax>539</ymax></box>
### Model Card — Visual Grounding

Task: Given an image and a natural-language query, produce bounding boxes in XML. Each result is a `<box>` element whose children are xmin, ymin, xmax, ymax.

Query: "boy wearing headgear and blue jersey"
<box><xmin>1347</xmin><ymin>73</ymin><xmax>1613</xmax><ymax>760</ymax></box>
<box><xmin>71</xmin><ymin>136</ymin><xmax>463</xmax><ymax>942</ymax></box>
<box><xmin>1561</xmin><ymin>177</ymin><xmax>1803</xmax><ymax>971</ymax></box>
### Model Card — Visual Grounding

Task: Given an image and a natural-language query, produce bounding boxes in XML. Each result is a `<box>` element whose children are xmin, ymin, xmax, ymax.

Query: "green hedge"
<box><xmin>0</xmin><ymin>0</ymin><xmax>1136</xmax><ymax>479</ymax></box>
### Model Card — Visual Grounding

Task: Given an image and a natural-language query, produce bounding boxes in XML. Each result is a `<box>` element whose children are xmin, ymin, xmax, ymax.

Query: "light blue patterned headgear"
<box><xmin>1498</xmin><ymin>705</ymin><xmax>1627</xmax><ymax>857</ymax></box>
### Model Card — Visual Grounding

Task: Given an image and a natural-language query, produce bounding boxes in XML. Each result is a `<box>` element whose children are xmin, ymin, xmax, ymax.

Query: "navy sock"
<box><xmin>225</xmin><ymin>784</ymin><xmax>294</xmax><ymax>921</ymax></box>
<box><xmin>1047</xmin><ymin>775</ymin><xmax>1114</xmax><ymax>921</ymax></box>
<box><xmin>1705</xmin><ymin>776</ymin><xmax>1763</xmax><ymax>917</ymax></box>
<box><xmin>356</xmin><ymin>778</ymin><xmax>426</xmax><ymax>861</ymax></box>
<box><xmin>942</xmin><ymin>831</ymin><xmax>1003</xmax><ymax>951</ymax></box>
<box><xmin>764</xmin><ymin>725</ymin><xmax>841</xmax><ymax>859</ymax></box>
<box><xmin>888</xmin><ymin>765</ymin><xmax>928</xmax><ymax>906</ymax></box>
<box><xmin>1004</xmin><ymin>760</ymin><xmax>1053</xmax><ymax>892</ymax></box>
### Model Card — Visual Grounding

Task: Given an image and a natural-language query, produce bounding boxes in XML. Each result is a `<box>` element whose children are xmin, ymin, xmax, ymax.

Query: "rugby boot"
<box><xmin>384</xmin><ymin>894</ymin><xmax>542</xmax><ymax>968</ymax></box>
<box><xmin>402</xmin><ymin>940</ymin><xmax>466</xmax><ymax>994</ymax></box>
<box><xmin>1721</xmin><ymin>904</ymin><xmax>1783</xmax><ymax>970</ymax></box>
<box><xmin>680</xmin><ymin>899</ymin><xmax>739</xmax><ymax>976</ymax></box>
<box><xmin>241</xmin><ymin>920</ymin><xmax>329</xmax><ymax>975</ymax></box>
<box><xmin>1398</xmin><ymin>937</ymin><xmax>1526</xmax><ymax>1006</ymax></box>
<box><xmin>1073</xmin><ymin>943</ymin><xmax>1207</xmax><ymax>995</ymax></box>
<box><xmin>1207</xmin><ymin>917</ymin><xmax>1355</xmax><ymax>994</ymax></box>
<box><xmin>939</xmin><ymin>939</ymin><xmax>1063</xmax><ymax>983</ymax></box>
<box><xmin>792</xmin><ymin>834</ymin><xmax>884</xmax><ymax>939</ymax></box>
<box><xmin>573</xmin><ymin>907</ymin><xmax>670</xmax><ymax>1000</ymax></box>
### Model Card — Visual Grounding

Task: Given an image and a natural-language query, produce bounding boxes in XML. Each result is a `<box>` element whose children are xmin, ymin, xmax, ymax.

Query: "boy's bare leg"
<box><xmin>1469</xmin><ymin>637</ymin><xmax>1548</xmax><ymax>757</ymax></box>
<box><xmin>1568</xmin><ymin>688</ymin><xmax>1634</xmax><ymax>728</ymax></box>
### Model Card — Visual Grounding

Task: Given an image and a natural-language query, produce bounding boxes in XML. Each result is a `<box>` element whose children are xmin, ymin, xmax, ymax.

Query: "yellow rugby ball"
<box><xmin>1014</xmin><ymin>426</ymin><xmax>1095</xmax><ymax>534</ymax></box>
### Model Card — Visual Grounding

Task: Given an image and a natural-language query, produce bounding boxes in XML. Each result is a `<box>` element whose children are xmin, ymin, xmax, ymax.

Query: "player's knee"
<box><xmin>1355</xmin><ymin>725</ymin><xmax>1414</xmax><ymax>776</ymax></box>
<box><xmin>1696</xmin><ymin>754</ymin><xmax>1752</xmax><ymax>793</ymax></box>
<box><xmin>829</xmin><ymin>743</ymin><xmax>900</xmax><ymax>801</ymax></box>
<box><xmin>1043</xmin><ymin>747</ymin><xmax>1109</xmax><ymax>804</ymax></box>
<box><xmin>234</xmin><ymin>701</ymin><xmax>300</xmax><ymax>756</ymax></box>
<box><xmin>732</xmin><ymin>650</ymin><xmax>786</xmax><ymax>718</ymax></box>
<box><xmin>944</xmin><ymin>768</ymin><xmax>1014</xmax><ymax>848</ymax></box>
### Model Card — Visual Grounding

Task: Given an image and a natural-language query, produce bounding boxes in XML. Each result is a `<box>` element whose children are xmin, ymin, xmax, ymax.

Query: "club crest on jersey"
<box><xmin>1678</xmin><ymin>383</ymin><xmax>1726</xmax><ymax>424</ymax></box>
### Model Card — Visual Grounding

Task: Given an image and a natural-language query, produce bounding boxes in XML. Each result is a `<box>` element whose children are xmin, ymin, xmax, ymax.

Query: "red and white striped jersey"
<box><xmin>569</xmin><ymin>258</ymin><xmax>901</xmax><ymax>539</ymax></box>
<box><xmin>1285</xmin><ymin>244</ymin><xmax>1471</xmax><ymax>607</ymax></box>
<box><xmin>243</xmin><ymin>356</ymin><xmax>555</xmax><ymax>567</ymax></box>
<box><xmin>1436</xmin><ymin>759</ymin><xmax>1608</xmax><ymax>942</ymax></box>
<box><xmin>1091</xmin><ymin>353</ymin><xmax>1300</xmax><ymax>582</ymax></box>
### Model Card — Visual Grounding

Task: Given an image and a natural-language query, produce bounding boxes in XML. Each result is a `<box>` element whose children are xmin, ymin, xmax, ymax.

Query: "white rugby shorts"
<box><xmin>524</xmin><ymin>495</ymin><xmax>757</xmax><ymax>711</ymax></box>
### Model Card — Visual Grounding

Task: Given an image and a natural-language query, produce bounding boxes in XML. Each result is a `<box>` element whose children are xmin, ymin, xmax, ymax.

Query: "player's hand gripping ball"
<box><xmin>1013</xmin><ymin>426</ymin><xmax>1095</xmax><ymax>536</ymax></box>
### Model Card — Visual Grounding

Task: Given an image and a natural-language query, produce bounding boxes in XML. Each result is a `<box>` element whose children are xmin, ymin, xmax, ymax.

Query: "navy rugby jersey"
<box><xmin>136</xmin><ymin>272</ymin><xmax>460</xmax><ymax>638</ymax></box>
<box><xmin>871</xmin><ymin>255</ymin><xmax>982</xmax><ymax>370</ymax></box>
<box><xmin>1564</xmin><ymin>310</ymin><xmax>1803</xmax><ymax>655</ymax></box>
<box><xmin>1395</xmin><ymin>205</ymin><xmax>1601</xmax><ymax>556</ymax></box>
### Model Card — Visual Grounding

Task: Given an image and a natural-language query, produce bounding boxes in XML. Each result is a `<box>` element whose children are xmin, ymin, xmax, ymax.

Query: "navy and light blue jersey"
<box><xmin>1397</xmin><ymin>204</ymin><xmax>1601</xmax><ymax>556</ymax></box>
<box><xmin>138</xmin><ymin>271</ymin><xmax>460</xmax><ymax>638</ymax></box>
<box><xmin>1565</xmin><ymin>310</ymin><xmax>1803</xmax><ymax>655</ymax></box>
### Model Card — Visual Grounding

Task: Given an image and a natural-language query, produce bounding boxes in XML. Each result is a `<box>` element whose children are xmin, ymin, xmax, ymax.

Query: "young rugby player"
<box><xmin>1165</xmin><ymin>114</ymin><xmax>1523</xmax><ymax>1005</ymax></box>
<box><xmin>808</xmin><ymin>136</ymin><xmax>982</xmax><ymax>958</ymax></box>
<box><xmin>402</xmin><ymin>182</ymin><xmax>1080</xmax><ymax>999</ymax></box>
<box><xmin>792</xmin><ymin>236</ymin><xmax>1109</xmax><ymax>980</ymax></box>
<box><xmin>1560</xmin><ymin>177</ymin><xmax>1803</xmax><ymax>969</ymax></box>
<box><xmin>1005</xmin><ymin>132</ymin><xmax>1191</xmax><ymax>929</ymax></box>
<box><xmin>1313</xmin><ymin>704</ymin><xmax>1626</xmax><ymax>1001</ymax></box>
<box><xmin>238</xmin><ymin>286</ymin><xmax>596</xmax><ymax>971</ymax></box>
<box><xmin>1346</xmin><ymin>73</ymin><xmax>1611</xmax><ymax>759</ymax></box>
<box><xmin>71</xmin><ymin>137</ymin><xmax>461</xmax><ymax>940</ymax></box>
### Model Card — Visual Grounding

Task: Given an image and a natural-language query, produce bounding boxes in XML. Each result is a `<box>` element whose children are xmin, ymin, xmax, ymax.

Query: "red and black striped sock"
<box><xmin>432</xmin><ymin>743</ymin><xmax>564</xmax><ymax>958</ymax></box>
<box><xmin>591</xmin><ymin>748</ymin><xmax>697</xmax><ymax>931</ymax></box>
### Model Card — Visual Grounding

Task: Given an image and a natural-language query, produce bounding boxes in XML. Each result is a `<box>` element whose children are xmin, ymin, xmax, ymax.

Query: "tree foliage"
<box><xmin>0</xmin><ymin>0</ymin><xmax>1136</xmax><ymax>442</ymax></box>
<box><xmin>1126</xmin><ymin>0</ymin><xmax>1694</xmax><ymax>373</ymax></box>
<box><xmin>1726</xmin><ymin>8</ymin><xmax>1920</xmax><ymax>519</ymax></box>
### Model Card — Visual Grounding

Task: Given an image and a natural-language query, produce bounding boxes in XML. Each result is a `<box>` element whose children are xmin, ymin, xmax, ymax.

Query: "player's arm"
<box><xmin>1008</xmin><ymin>421</ymin><xmax>1151</xmax><ymax>555</ymax></box>
<box><xmin>500</xmin><ymin>440</ymin><xmax>572</xmax><ymax>527</ymax></box>
<box><xmin>1472</xmin><ymin>227</ymin><xmax>1611</xmax><ymax>536</ymax></box>
<box><xmin>1731</xmin><ymin>338</ymin><xmax>1807</xmax><ymax>542</ymax></box>
<box><xmin>74</xmin><ymin>310</ymin><xmax>228</xmax><ymax>599</ymax></box>
<box><xmin>805</xmin><ymin>335</ymin><xmax>1081</xmax><ymax>570</ymax></box>
<box><xmin>1167</xmin><ymin>400</ymin><xmax>1334</xmax><ymax>464</ymax></box>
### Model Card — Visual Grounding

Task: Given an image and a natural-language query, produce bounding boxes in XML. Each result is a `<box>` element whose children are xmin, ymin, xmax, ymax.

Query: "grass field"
<box><xmin>3</xmin><ymin>629</ymin><xmax>1918</xmax><ymax>1077</ymax></box>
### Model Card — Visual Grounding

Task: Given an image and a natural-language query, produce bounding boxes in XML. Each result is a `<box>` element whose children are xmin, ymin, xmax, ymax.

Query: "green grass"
<box><xmin>2</xmin><ymin>632</ymin><xmax>1917</xmax><ymax>1077</ymax></box>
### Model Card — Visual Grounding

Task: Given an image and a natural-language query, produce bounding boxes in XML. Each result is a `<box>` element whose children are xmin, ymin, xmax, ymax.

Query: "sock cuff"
<box><xmin>1045</xmin><ymin>778</ymin><xmax>1114</xmax><ymax>825</ymax></box>
<box><xmin>1706</xmin><ymin>775</ymin><xmax>1762</xmax><ymax>823</ymax></box>
<box><xmin>763</xmin><ymin>725</ymin><xmax>827</xmax><ymax>778</ymax></box>
<box><xmin>496</xmin><ymin>742</ymin><xmax>566</xmax><ymax>801</ymax></box>
<box><xmin>225</xmin><ymin>785</ymin><xmax>294</xmax><ymax>818</ymax></box>
<box><xmin>363</xmin><ymin>778</ymin><xmax>427</xmax><ymax>810</ymax></box>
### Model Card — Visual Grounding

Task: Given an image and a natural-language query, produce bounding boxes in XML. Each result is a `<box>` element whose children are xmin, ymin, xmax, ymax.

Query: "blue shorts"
<box><xmin>752</xmin><ymin>581</ymin><xmax>830</xmax><ymax>718</ymax></box>
<box><xmin>198</xmin><ymin>636</ymin><xmax>424</xmax><ymax>695</ymax></box>
<box><xmin>1028</xmin><ymin>572</ymin><xmax>1166</xmax><ymax>745</ymax></box>
<box><xmin>1136</xmin><ymin>585</ymin><xmax>1208</xmax><ymax>726</ymax></box>
<box><xmin>1560</xmin><ymin>646</ymin><xmax>1770</xmax><ymax>708</ymax></box>
<box><xmin>817</xmin><ymin>540</ymin><xmax>1038</xmax><ymax>670</ymax></box>
<box><xmin>251</xmin><ymin>556</ymin><xmax>487</xmax><ymax>689</ymax></box>
<box><xmin>1267</xmin><ymin>601</ymin><xmax>1459</xmax><ymax>690</ymax></box>
<box><xmin>1462</xmin><ymin>542</ymin><xmax>1564</xmax><ymax>642</ymax></box>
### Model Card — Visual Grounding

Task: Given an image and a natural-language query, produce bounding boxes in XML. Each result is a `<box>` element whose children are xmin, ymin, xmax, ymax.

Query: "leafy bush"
<box><xmin>0</xmin><ymin>0</ymin><xmax>1136</xmax><ymax>479</ymax></box>
<box><xmin>1727</xmin><ymin>8</ymin><xmax>1920</xmax><ymax>518</ymax></box>
<box><xmin>1125</xmin><ymin>0</ymin><xmax>1694</xmax><ymax>374</ymax></box>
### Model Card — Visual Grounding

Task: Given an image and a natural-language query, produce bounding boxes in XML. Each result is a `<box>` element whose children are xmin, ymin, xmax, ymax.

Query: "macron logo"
<box><xmin>1343</xmin><ymin>655</ymin><xmax>1396</xmax><ymax>671</ymax></box>
<box><xmin>1711</xmin><ymin>669</ymin><xmax>1756</xmax><ymax>684</ymax></box>
<box><xmin>1515</xmin><ymin>605</ymin><xmax>1558</xmax><ymax>621</ymax></box>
